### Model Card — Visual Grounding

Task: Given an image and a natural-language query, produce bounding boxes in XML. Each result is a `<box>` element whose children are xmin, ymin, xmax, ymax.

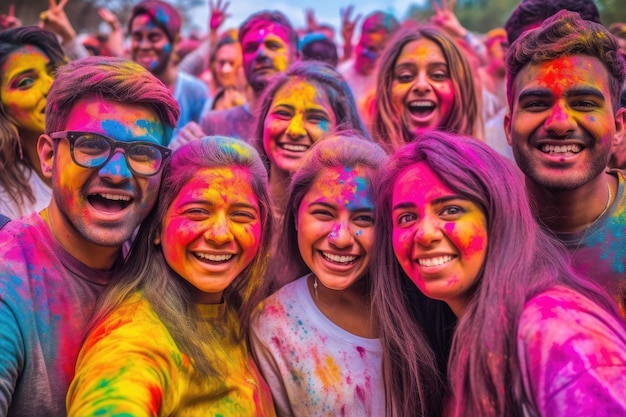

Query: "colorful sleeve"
<box><xmin>517</xmin><ymin>288</ymin><xmax>626</xmax><ymax>416</ymax></box>
<box><xmin>0</xmin><ymin>296</ymin><xmax>22</xmax><ymax>415</ymax></box>
<box><xmin>249</xmin><ymin>318</ymin><xmax>294</xmax><ymax>417</ymax></box>
<box><xmin>67</xmin><ymin>302</ymin><xmax>181</xmax><ymax>417</ymax></box>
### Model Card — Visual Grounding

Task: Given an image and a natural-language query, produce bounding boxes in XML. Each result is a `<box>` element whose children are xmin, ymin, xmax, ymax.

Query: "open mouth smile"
<box><xmin>539</xmin><ymin>144</ymin><xmax>583</xmax><ymax>155</ymax></box>
<box><xmin>279</xmin><ymin>143</ymin><xmax>309</xmax><ymax>152</ymax></box>
<box><xmin>321</xmin><ymin>251</ymin><xmax>358</xmax><ymax>265</ymax></box>
<box><xmin>416</xmin><ymin>255</ymin><xmax>455</xmax><ymax>267</ymax></box>
<box><xmin>408</xmin><ymin>100</ymin><xmax>436</xmax><ymax>117</ymax></box>
<box><xmin>194</xmin><ymin>253</ymin><xmax>234</xmax><ymax>263</ymax></box>
<box><xmin>88</xmin><ymin>193</ymin><xmax>132</xmax><ymax>212</ymax></box>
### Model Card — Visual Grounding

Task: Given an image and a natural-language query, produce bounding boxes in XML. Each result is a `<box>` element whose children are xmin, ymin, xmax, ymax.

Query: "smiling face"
<box><xmin>390</xmin><ymin>38</ymin><xmax>455</xmax><ymax>139</ymax></box>
<box><xmin>263</xmin><ymin>78</ymin><xmax>337</xmax><ymax>175</ymax></box>
<box><xmin>505</xmin><ymin>55</ymin><xmax>626</xmax><ymax>191</ymax></box>
<box><xmin>130</xmin><ymin>14</ymin><xmax>174</xmax><ymax>76</ymax></box>
<box><xmin>42</xmin><ymin>96</ymin><xmax>166</xmax><ymax>248</ymax></box>
<box><xmin>391</xmin><ymin>162</ymin><xmax>487</xmax><ymax>316</ymax></box>
<box><xmin>241</xmin><ymin>22</ymin><xmax>295</xmax><ymax>92</ymax></box>
<box><xmin>297</xmin><ymin>165</ymin><xmax>374</xmax><ymax>290</ymax></box>
<box><xmin>0</xmin><ymin>46</ymin><xmax>54</xmax><ymax>134</ymax></box>
<box><xmin>157</xmin><ymin>167</ymin><xmax>261</xmax><ymax>303</ymax></box>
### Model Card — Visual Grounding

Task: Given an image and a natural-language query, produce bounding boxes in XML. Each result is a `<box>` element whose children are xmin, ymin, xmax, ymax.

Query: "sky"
<box><xmin>187</xmin><ymin>0</ymin><xmax>427</xmax><ymax>40</ymax></box>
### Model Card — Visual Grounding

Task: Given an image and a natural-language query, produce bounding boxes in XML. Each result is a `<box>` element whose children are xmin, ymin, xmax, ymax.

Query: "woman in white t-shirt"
<box><xmin>250</xmin><ymin>133</ymin><xmax>442</xmax><ymax>417</ymax></box>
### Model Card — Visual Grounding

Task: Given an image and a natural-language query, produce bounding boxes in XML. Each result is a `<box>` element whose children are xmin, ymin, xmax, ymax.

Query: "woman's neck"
<box><xmin>307</xmin><ymin>274</ymin><xmax>377</xmax><ymax>338</ymax></box>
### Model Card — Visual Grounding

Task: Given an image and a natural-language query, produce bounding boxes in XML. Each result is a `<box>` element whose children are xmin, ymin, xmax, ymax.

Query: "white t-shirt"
<box><xmin>0</xmin><ymin>164</ymin><xmax>51</xmax><ymax>219</ymax></box>
<box><xmin>250</xmin><ymin>275</ymin><xmax>384</xmax><ymax>417</ymax></box>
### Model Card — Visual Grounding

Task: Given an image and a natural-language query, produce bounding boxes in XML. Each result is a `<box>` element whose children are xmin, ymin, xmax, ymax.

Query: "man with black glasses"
<box><xmin>0</xmin><ymin>56</ymin><xmax>179</xmax><ymax>417</ymax></box>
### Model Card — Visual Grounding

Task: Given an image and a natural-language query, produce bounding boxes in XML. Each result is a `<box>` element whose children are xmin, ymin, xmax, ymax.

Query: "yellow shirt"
<box><xmin>67</xmin><ymin>292</ymin><xmax>276</xmax><ymax>417</ymax></box>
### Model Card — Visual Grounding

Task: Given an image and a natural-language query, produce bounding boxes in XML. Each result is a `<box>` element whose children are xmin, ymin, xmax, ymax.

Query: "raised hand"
<box><xmin>305</xmin><ymin>8</ymin><xmax>318</xmax><ymax>32</ymax></box>
<box><xmin>98</xmin><ymin>7</ymin><xmax>124</xmax><ymax>57</ymax></box>
<box><xmin>39</xmin><ymin>0</ymin><xmax>76</xmax><ymax>44</ymax></box>
<box><xmin>340</xmin><ymin>5</ymin><xmax>360</xmax><ymax>43</ymax></box>
<box><xmin>209</xmin><ymin>0</ymin><xmax>231</xmax><ymax>32</ymax></box>
<box><xmin>0</xmin><ymin>5</ymin><xmax>22</xmax><ymax>30</ymax></box>
<box><xmin>97</xmin><ymin>7</ymin><xmax>120</xmax><ymax>31</ymax></box>
<box><xmin>430</xmin><ymin>0</ymin><xmax>467</xmax><ymax>38</ymax></box>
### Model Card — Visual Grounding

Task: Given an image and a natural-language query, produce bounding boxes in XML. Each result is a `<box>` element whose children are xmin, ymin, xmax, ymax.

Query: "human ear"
<box><xmin>504</xmin><ymin>111</ymin><xmax>513</xmax><ymax>147</ymax></box>
<box><xmin>612</xmin><ymin>106</ymin><xmax>626</xmax><ymax>149</ymax></box>
<box><xmin>37</xmin><ymin>134</ymin><xmax>54</xmax><ymax>179</ymax></box>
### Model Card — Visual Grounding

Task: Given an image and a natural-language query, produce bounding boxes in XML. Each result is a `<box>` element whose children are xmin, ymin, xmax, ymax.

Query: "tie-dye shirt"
<box><xmin>0</xmin><ymin>211</ymin><xmax>117</xmax><ymax>417</ymax></box>
<box><xmin>553</xmin><ymin>169</ymin><xmax>626</xmax><ymax>315</ymax></box>
<box><xmin>67</xmin><ymin>292</ymin><xmax>276</xmax><ymax>417</ymax></box>
<box><xmin>516</xmin><ymin>285</ymin><xmax>626</xmax><ymax>416</ymax></box>
<box><xmin>250</xmin><ymin>275</ymin><xmax>384</xmax><ymax>417</ymax></box>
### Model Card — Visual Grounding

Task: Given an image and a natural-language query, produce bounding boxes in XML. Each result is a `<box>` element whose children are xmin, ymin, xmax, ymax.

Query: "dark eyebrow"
<box><xmin>272</xmin><ymin>103</ymin><xmax>295</xmax><ymax>111</ymax></box>
<box><xmin>8</xmin><ymin>68</ymin><xmax>35</xmax><ymax>80</ymax></box>
<box><xmin>179</xmin><ymin>200</ymin><xmax>258</xmax><ymax>211</ymax></box>
<box><xmin>564</xmin><ymin>87</ymin><xmax>605</xmax><ymax>100</ymax></box>
<box><xmin>392</xmin><ymin>195</ymin><xmax>463</xmax><ymax>211</ymax></box>
<box><xmin>310</xmin><ymin>200</ymin><xmax>374</xmax><ymax>213</ymax></box>
<box><xmin>518</xmin><ymin>86</ymin><xmax>605</xmax><ymax>102</ymax></box>
<box><xmin>517</xmin><ymin>88</ymin><xmax>552</xmax><ymax>102</ymax></box>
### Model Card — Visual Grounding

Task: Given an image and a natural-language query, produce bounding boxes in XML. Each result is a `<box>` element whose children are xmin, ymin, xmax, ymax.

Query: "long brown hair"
<box><xmin>87</xmin><ymin>136</ymin><xmax>273</xmax><ymax>376</ymax></box>
<box><xmin>0</xmin><ymin>26</ymin><xmax>65</xmax><ymax>209</ymax></box>
<box><xmin>372</xmin><ymin>130</ymin><xmax>623</xmax><ymax>416</ymax></box>
<box><xmin>373</xmin><ymin>24</ymin><xmax>480</xmax><ymax>151</ymax></box>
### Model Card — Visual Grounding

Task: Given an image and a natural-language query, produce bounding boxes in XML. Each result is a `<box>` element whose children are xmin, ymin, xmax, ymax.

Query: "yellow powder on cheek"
<box><xmin>274</xmin><ymin>54</ymin><xmax>289</xmax><ymax>72</ymax></box>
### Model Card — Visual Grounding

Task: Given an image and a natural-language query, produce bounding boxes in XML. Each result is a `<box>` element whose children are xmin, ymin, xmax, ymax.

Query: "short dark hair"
<box><xmin>238</xmin><ymin>10</ymin><xmax>298</xmax><ymax>49</ymax></box>
<box><xmin>506</xmin><ymin>9</ymin><xmax>625</xmax><ymax>112</ymax></box>
<box><xmin>46</xmin><ymin>56</ymin><xmax>180</xmax><ymax>143</ymax></box>
<box><xmin>361</xmin><ymin>11</ymin><xmax>399</xmax><ymax>35</ymax></box>
<box><xmin>504</xmin><ymin>0</ymin><xmax>600</xmax><ymax>45</ymax></box>
<box><xmin>128</xmin><ymin>0</ymin><xmax>182</xmax><ymax>41</ymax></box>
<box><xmin>300</xmin><ymin>33</ymin><xmax>338</xmax><ymax>67</ymax></box>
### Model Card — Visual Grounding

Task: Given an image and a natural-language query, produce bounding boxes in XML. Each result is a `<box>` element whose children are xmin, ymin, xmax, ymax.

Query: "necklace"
<box><xmin>312</xmin><ymin>276</ymin><xmax>337</xmax><ymax>316</ymax></box>
<box><xmin>574</xmin><ymin>182</ymin><xmax>612</xmax><ymax>252</ymax></box>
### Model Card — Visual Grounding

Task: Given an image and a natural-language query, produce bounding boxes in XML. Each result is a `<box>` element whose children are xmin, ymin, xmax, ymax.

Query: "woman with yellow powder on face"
<box><xmin>0</xmin><ymin>26</ymin><xmax>66</xmax><ymax>219</ymax></box>
<box><xmin>67</xmin><ymin>137</ymin><xmax>276</xmax><ymax>417</ymax></box>
<box><xmin>253</xmin><ymin>61</ymin><xmax>369</xmax><ymax>223</ymax></box>
<box><xmin>254</xmin><ymin>62</ymin><xmax>370</xmax><ymax>291</ymax></box>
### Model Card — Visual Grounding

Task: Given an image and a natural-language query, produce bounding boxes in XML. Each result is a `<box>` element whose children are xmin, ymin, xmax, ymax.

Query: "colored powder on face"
<box><xmin>101</xmin><ymin>120</ymin><xmax>140</xmax><ymax>145</ymax></box>
<box><xmin>154</xmin><ymin>7</ymin><xmax>170</xmax><ymax>26</ymax></box>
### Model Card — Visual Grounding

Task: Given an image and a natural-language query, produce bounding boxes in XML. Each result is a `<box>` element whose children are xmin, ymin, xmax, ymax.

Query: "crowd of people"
<box><xmin>1</xmin><ymin>0</ymin><xmax>626</xmax><ymax>416</ymax></box>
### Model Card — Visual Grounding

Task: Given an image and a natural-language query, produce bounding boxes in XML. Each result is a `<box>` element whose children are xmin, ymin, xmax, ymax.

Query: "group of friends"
<box><xmin>1</xmin><ymin>0</ymin><xmax>626</xmax><ymax>416</ymax></box>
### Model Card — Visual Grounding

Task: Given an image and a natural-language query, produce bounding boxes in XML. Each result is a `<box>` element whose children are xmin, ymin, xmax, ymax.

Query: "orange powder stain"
<box><xmin>314</xmin><ymin>353</ymin><xmax>341</xmax><ymax>388</ymax></box>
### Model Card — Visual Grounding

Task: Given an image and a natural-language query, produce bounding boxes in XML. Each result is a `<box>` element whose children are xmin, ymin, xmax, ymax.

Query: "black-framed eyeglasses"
<box><xmin>49</xmin><ymin>131</ymin><xmax>171</xmax><ymax>177</ymax></box>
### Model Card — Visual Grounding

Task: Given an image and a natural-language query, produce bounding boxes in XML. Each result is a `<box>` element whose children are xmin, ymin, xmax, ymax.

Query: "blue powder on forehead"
<box><xmin>154</xmin><ymin>6</ymin><xmax>170</xmax><ymax>25</ymax></box>
<box><xmin>101</xmin><ymin>119</ymin><xmax>164</xmax><ymax>144</ymax></box>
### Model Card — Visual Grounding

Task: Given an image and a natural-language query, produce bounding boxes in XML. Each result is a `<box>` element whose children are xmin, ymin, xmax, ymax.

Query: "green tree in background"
<box><xmin>408</xmin><ymin>0</ymin><xmax>626</xmax><ymax>33</ymax></box>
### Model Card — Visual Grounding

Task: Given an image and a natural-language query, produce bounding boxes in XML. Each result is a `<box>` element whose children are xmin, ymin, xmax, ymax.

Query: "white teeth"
<box><xmin>99</xmin><ymin>193</ymin><xmax>131</xmax><ymax>201</ymax></box>
<box><xmin>282</xmin><ymin>143</ymin><xmax>308</xmax><ymax>152</ymax></box>
<box><xmin>196</xmin><ymin>253</ymin><xmax>233</xmax><ymax>262</ymax></box>
<box><xmin>541</xmin><ymin>144</ymin><xmax>582</xmax><ymax>154</ymax></box>
<box><xmin>322</xmin><ymin>252</ymin><xmax>357</xmax><ymax>264</ymax></box>
<box><xmin>417</xmin><ymin>255</ymin><xmax>454</xmax><ymax>267</ymax></box>
<box><xmin>408</xmin><ymin>101</ymin><xmax>435</xmax><ymax>109</ymax></box>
